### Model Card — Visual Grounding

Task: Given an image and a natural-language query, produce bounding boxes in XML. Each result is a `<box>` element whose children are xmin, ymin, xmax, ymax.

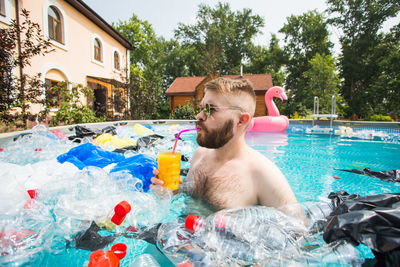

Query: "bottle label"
<box><xmin>215</xmin><ymin>213</ymin><xmax>226</xmax><ymax>229</ymax></box>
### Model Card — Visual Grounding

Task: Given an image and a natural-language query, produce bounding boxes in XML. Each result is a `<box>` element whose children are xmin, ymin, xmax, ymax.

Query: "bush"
<box><xmin>368</xmin><ymin>114</ymin><xmax>394</xmax><ymax>122</ymax></box>
<box><xmin>51</xmin><ymin>82</ymin><xmax>106</xmax><ymax>125</ymax></box>
<box><xmin>173</xmin><ymin>104</ymin><xmax>196</xmax><ymax>120</ymax></box>
<box><xmin>151</xmin><ymin>100</ymin><xmax>170</xmax><ymax>119</ymax></box>
<box><xmin>292</xmin><ymin>111</ymin><xmax>302</xmax><ymax>119</ymax></box>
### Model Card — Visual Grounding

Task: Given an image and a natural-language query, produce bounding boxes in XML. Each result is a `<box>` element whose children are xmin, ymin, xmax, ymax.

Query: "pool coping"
<box><xmin>0</xmin><ymin>119</ymin><xmax>399</xmax><ymax>141</ymax></box>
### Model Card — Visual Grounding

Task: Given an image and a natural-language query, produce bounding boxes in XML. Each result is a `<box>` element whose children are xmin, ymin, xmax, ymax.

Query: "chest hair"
<box><xmin>184</xmin><ymin>167</ymin><xmax>249</xmax><ymax>210</ymax></box>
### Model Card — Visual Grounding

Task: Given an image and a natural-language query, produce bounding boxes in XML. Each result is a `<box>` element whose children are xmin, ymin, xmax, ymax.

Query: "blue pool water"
<box><xmin>245</xmin><ymin>126</ymin><xmax>400</xmax><ymax>202</ymax></box>
<box><xmin>0</xmin><ymin>123</ymin><xmax>399</xmax><ymax>266</ymax></box>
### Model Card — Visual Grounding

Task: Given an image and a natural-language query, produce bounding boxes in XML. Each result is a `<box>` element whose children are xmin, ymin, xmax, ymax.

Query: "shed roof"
<box><xmin>166</xmin><ymin>73</ymin><xmax>273</xmax><ymax>96</ymax></box>
<box><xmin>166</xmin><ymin>76</ymin><xmax>206</xmax><ymax>96</ymax></box>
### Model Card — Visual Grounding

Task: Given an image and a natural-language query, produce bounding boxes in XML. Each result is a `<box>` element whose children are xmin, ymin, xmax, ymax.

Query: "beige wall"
<box><xmin>22</xmin><ymin>0</ymin><xmax>129</xmax><ymax>82</ymax></box>
<box><xmin>5</xmin><ymin>0</ymin><xmax>130</xmax><ymax>112</ymax></box>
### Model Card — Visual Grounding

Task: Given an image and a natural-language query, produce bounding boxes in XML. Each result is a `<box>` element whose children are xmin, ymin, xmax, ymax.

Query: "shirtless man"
<box><xmin>152</xmin><ymin>77</ymin><xmax>298</xmax><ymax>212</ymax></box>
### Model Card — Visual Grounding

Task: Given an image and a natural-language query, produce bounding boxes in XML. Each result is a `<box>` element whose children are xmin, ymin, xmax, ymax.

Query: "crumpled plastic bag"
<box><xmin>323</xmin><ymin>190</ymin><xmax>400</xmax><ymax>266</ymax></box>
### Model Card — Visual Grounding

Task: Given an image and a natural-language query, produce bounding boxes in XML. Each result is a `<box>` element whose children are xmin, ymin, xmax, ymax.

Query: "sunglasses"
<box><xmin>196</xmin><ymin>103</ymin><xmax>242</xmax><ymax>118</ymax></box>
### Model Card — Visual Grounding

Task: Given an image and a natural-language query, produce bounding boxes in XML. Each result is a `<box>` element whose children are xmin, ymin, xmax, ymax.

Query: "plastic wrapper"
<box><xmin>110</xmin><ymin>154</ymin><xmax>157</xmax><ymax>192</ymax></box>
<box><xmin>57</xmin><ymin>143</ymin><xmax>125</xmax><ymax>169</ymax></box>
<box><xmin>338</xmin><ymin>168</ymin><xmax>400</xmax><ymax>183</ymax></box>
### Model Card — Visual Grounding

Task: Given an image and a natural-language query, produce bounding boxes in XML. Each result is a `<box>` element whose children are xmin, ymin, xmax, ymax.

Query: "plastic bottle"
<box><xmin>184</xmin><ymin>206</ymin><xmax>306</xmax><ymax>264</ymax></box>
<box><xmin>111</xmin><ymin>200</ymin><xmax>131</xmax><ymax>225</ymax></box>
<box><xmin>129</xmin><ymin>254</ymin><xmax>161</xmax><ymax>267</ymax></box>
<box><xmin>88</xmin><ymin>243</ymin><xmax>127</xmax><ymax>267</ymax></box>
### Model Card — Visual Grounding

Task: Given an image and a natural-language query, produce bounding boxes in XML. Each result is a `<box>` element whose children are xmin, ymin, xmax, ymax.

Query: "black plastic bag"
<box><xmin>338</xmin><ymin>168</ymin><xmax>400</xmax><ymax>183</ymax></box>
<box><xmin>323</xmin><ymin>191</ymin><xmax>400</xmax><ymax>267</ymax></box>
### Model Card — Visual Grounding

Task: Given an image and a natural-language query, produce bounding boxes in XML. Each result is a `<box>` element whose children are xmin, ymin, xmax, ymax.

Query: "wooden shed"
<box><xmin>166</xmin><ymin>73</ymin><xmax>273</xmax><ymax>117</ymax></box>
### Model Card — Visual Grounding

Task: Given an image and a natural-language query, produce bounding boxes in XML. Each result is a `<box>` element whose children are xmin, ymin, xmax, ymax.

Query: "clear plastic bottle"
<box><xmin>129</xmin><ymin>254</ymin><xmax>161</xmax><ymax>267</ymax></box>
<box><xmin>184</xmin><ymin>206</ymin><xmax>306</xmax><ymax>264</ymax></box>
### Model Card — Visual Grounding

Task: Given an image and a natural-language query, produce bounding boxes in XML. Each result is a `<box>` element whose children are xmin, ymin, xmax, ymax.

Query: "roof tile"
<box><xmin>166</xmin><ymin>74</ymin><xmax>272</xmax><ymax>95</ymax></box>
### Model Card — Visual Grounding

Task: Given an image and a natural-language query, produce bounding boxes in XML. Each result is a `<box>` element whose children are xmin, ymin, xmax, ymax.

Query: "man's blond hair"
<box><xmin>204</xmin><ymin>77</ymin><xmax>256</xmax><ymax>116</ymax></box>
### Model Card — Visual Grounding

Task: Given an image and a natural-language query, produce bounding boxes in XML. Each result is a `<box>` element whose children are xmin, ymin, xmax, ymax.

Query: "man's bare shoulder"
<box><xmin>245</xmin><ymin>147</ymin><xmax>278</xmax><ymax>175</ymax></box>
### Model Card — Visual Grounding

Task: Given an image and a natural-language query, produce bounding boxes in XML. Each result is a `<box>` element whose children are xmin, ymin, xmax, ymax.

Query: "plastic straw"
<box><xmin>172</xmin><ymin>128</ymin><xmax>198</xmax><ymax>153</ymax></box>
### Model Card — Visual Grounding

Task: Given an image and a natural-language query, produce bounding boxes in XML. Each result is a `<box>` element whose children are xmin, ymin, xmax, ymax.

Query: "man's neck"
<box><xmin>212</xmin><ymin>134</ymin><xmax>248</xmax><ymax>161</ymax></box>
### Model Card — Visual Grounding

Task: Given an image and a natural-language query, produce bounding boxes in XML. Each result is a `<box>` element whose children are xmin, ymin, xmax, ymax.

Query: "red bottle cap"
<box><xmin>27</xmin><ymin>189</ymin><xmax>38</xmax><ymax>199</ymax></box>
<box><xmin>111</xmin><ymin>201</ymin><xmax>131</xmax><ymax>225</ymax></box>
<box><xmin>0</xmin><ymin>147</ymin><xmax>4</xmax><ymax>152</ymax></box>
<box><xmin>111</xmin><ymin>243</ymin><xmax>127</xmax><ymax>259</ymax></box>
<box><xmin>114</xmin><ymin>201</ymin><xmax>131</xmax><ymax>216</ymax></box>
<box><xmin>178</xmin><ymin>262</ymin><xmax>193</xmax><ymax>267</ymax></box>
<box><xmin>88</xmin><ymin>250</ymin><xmax>119</xmax><ymax>267</ymax></box>
<box><xmin>111</xmin><ymin>213</ymin><xmax>125</xmax><ymax>225</ymax></box>
<box><xmin>185</xmin><ymin>214</ymin><xmax>200</xmax><ymax>231</ymax></box>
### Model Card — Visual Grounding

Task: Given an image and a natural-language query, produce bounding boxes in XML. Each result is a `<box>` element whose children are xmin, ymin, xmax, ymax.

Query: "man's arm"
<box><xmin>256</xmin><ymin>161</ymin><xmax>298</xmax><ymax>209</ymax></box>
<box><xmin>255</xmin><ymin>158</ymin><xmax>306</xmax><ymax>221</ymax></box>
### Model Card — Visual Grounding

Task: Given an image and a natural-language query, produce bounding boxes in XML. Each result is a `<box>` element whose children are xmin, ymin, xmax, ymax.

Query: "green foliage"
<box><xmin>279</xmin><ymin>10</ymin><xmax>333</xmax><ymax>117</ymax></box>
<box><xmin>368</xmin><ymin>114</ymin><xmax>394</xmax><ymax>122</ymax></box>
<box><xmin>111</xmin><ymin>2</ymin><xmax>400</xmax><ymax>121</ymax></box>
<box><xmin>51</xmin><ymin>82</ymin><xmax>105</xmax><ymax>125</ymax></box>
<box><xmin>114</xmin><ymin>14</ymin><xmax>167</xmax><ymax>111</ymax></box>
<box><xmin>173</xmin><ymin>104</ymin><xmax>196</xmax><ymax>120</ymax></box>
<box><xmin>0</xmin><ymin>9</ymin><xmax>53</xmax><ymax>128</ymax></box>
<box><xmin>151</xmin><ymin>100</ymin><xmax>171</xmax><ymax>120</ymax></box>
<box><xmin>124</xmin><ymin>74</ymin><xmax>162</xmax><ymax>120</ymax></box>
<box><xmin>175</xmin><ymin>2</ymin><xmax>264</xmax><ymax>75</ymax></box>
<box><xmin>247</xmin><ymin>34</ymin><xmax>286</xmax><ymax>85</ymax></box>
<box><xmin>303</xmin><ymin>53</ymin><xmax>341</xmax><ymax>115</ymax></box>
<box><xmin>326</xmin><ymin>0</ymin><xmax>400</xmax><ymax>118</ymax></box>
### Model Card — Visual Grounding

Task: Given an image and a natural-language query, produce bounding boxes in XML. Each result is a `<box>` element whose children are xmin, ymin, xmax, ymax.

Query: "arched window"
<box><xmin>0</xmin><ymin>0</ymin><xmax>6</xmax><ymax>17</ymax></box>
<box><xmin>94</xmin><ymin>38</ymin><xmax>102</xmax><ymax>62</ymax></box>
<box><xmin>114</xmin><ymin>51</ymin><xmax>120</xmax><ymax>71</ymax></box>
<box><xmin>48</xmin><ymin>6</ymin><xmax>62</xmax><ymax>43</ymax></box>
<box><xmin>45</xmin><ymin>78</ymin><xmax>65</xmax><ymax>108</ymax></box>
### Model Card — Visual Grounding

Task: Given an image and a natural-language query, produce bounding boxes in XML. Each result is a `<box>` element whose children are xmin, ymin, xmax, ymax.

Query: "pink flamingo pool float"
<box><xmin>247</xmin><ymin>86</ymin><xmax>289</xmax><ymax>132</ymax></box>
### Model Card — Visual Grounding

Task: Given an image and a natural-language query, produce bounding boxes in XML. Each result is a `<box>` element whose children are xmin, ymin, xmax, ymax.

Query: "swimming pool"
<box><xmin>0</xmin><ymin>121</ymin><xmax>399</xmax><ymax>266</ymax></box>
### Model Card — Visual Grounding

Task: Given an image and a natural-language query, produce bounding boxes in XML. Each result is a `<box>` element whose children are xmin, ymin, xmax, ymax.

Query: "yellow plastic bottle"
<box><xmin>157</xmin><ymin>152</ymin><xmax>181</xmax><ymax>191</ymax></box>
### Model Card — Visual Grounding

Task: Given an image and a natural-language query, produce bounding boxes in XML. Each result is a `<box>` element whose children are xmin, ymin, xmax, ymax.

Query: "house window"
<box><xmin>114</xmin><ymin>51</ymin><xmax>120</xmax><ymax>71</ymax></box>
<box><xmin>94</xmin><ymin>38</ymin><xmax>102</xmax><ymax>62</ymax></box>
<box><xmin>0</xmin><ymin>0</ymin><xmax>6</xmax><ymax>17</ymax></box>
<box><xmin>45</xmin><ymin>78</ymin><xmax>65</xmax><ymax>108</ymax></box>
<box><xmin>48</xmin><ymin>6</ymin><xmax>62</xmax><ymax>43</ymax></box>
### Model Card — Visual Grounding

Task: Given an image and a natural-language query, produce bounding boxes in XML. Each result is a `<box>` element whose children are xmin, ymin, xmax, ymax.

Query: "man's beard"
<box><xmin>196</xmin><ymin>119</ymin><xmax>234</xmax><ymax>149</ymax></box>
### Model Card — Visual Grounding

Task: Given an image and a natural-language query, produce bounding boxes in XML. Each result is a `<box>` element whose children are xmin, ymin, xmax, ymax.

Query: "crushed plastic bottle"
<box><xmin>158</xmin><ymin>205</ymin><xmax>364</xmax><ymax>266</ymax></box>
<box><xmin>184</xmin><ymin>207</ymin><xmax>306</xmax><ymax>263</ymax></box>
<box><xmin>129</xmin><ymin>253</ymin><xmax>161</xmax><ymax>267</ymax></box>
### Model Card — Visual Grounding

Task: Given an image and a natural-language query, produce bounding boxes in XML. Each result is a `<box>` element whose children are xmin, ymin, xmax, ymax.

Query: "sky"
<box><xmin>84</xmin><ymin>0</ymin><xmax>399</xmax><ymax>54</ymax></box>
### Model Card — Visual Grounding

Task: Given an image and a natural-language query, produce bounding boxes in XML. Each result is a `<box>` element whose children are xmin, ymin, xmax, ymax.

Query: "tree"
<box><xmin>0</xmin><ymin>9</ymin><xmax>53</xmax><ymax>128</ymax></box>
<box><xmin>302</xmin><ymin>53</ymin><xmax>344</xmax><ymax>115</ymax></box>
<box><xmin>368</xmin><ymin>25</ymin><xmax>400</xmax><ymax>120</ymax></box>
<box><xmin>279</xmin><ymin>10</ymin><xmax>333</xmax><ymax>116</ymax></box>
<box><xmin>113</xmin><ymin>14</ymin><xmax>169</xmax><ymax>118</ymax></box>
<box><xmin>326</xmin><ymin>0</ymin><xmax>400</xmax><ymax>118</ymax></box>
<box><xmin>247</xmin><ymin>34</ymin><xmax>286</xmax><ymax>85</ymax></box>
<box><xmin>175</xmin><ymin>2</ymin><xmax>264</xmax><ymax>75</ymax></box>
